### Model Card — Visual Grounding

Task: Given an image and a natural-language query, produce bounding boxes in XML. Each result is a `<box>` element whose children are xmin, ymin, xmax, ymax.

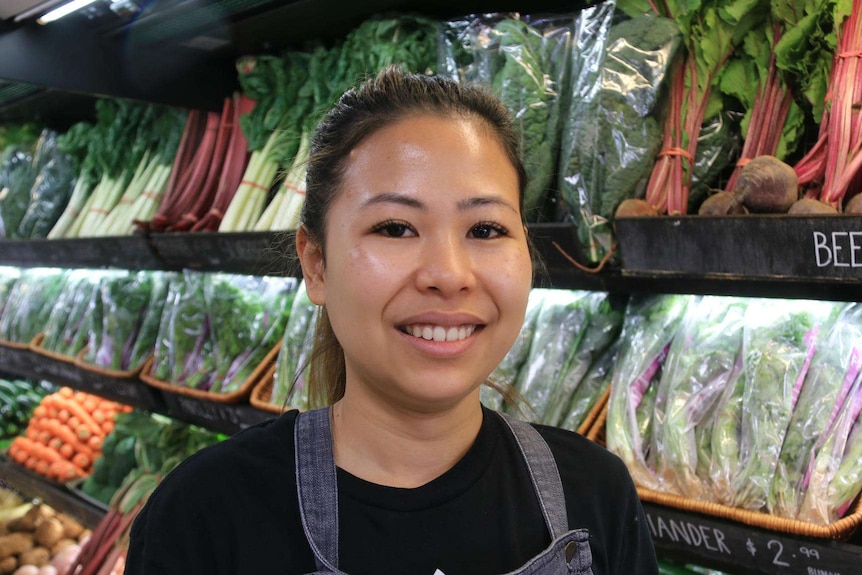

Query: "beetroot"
<box><xmin>698</xmin><ymin>191</ymin><xmax>747</xmax><ymax>215</ymax></box>
<box><xmin>788</xmin><ymin>198</ymin><xmax>838</xmax><ymax>215</ymax></box>
<box><xmin>732</xmin><ymin>155</ymin><xmax>798</xmax><ymax>213</ymax></box>
<box><xmin>845</xmin><ymin>193</ymin><xmax>862</xmax><ymax>214</ymax></box>
<box><xmin>615</xmin><ymin>199</ymin><xmax>659</xmax><ymax>218</ymax></box>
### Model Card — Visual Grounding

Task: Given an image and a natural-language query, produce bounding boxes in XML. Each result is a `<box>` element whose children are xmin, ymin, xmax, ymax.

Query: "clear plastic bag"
<box><xmin>724</xmin><ymin>299</ymin><xmax>841</xmax><ymax>510</ymax></box>
<box><xmin>126</xmin><ymin>272</ymin><xmax>174</xmax><ymax>371</ymax></box>
<box><xmin>286</xmin><ymin>306</ymin><xmax>321</xmax><ymax>411</ymax></box>
<box><xmin>605</xmin><ymin>294</ymin><xmax>691</xmax><ymax>490</ymax></box>
<box><xmin>0</xmin><ymin>148</ymin><xmax>34</xmax><ymax>238</ymax></box>
<box><xmin>651</xmin><ymin>296</ymin><xmax>747</xmax><ymax>500</ymax></box>
<box><xmin>17</xmin><ymin>151</ymin><xmax>76</xmax><ymax>239</ymax></box>
<box><xmin>0</xmin><ymin>267</ymin><xmax>68</xmax><ymax>344</ymax></box>
<box><xmin>152</xmin><ymin>271</ymin><xmax>215</xmax><ymax>390</ymax></box>
<box><xmin>0</xmin><ymin>266</ymin><xmax>21</xmax><ymax>317</ymax></box>
<box><xmin>87</xmin><ymin>271</ymin><xmax>171</xmax><ymax>372</ymax></box>
<box><xmin>542</xmin><ymin>291</ymin><xmax>624</xmax><ymax>427</ymax></box>
<box><xmin>438</xmin><ymin>13</ymin><xmax>572</xmax><ymax>222</ymax></box>
<box><xmin>798</xmin><ymin>375</ymin><xmax>862</xmax><ymax>525</ymax></box>
<box><xmin>42</xmin><ymin>270</ymin><xmax>110</xmax><ymax>357</ymax></box>
<box><xmin>510</xmin><ymin>289</ymin><xmax>592</xmax><ymax>422</ymax></box>
<box><xmin>485</xmin><ymin>289</ymin><xmax>547</xmax><ymax>411</ymax></box>
<box><xmin>272</xmin><ymin>281</ymin><xmax>318</xmax><ymax>407</ymax></box>
<box><xmin>771</xmin><ymin>303</ymin><xmax>862</xmax><ymax>518</ymax></box>
<box><xmin>559</xmin><ymin>341</ymin><xmax>619</xmax><ymax>432</ymax></box>
<box><xmin>206</xmin><ymin>274</ymin><xmax>297</xmax><ymax>394</ymax></box>
<box><xmin>557</xmin><ymin>5</ymin><xmax>682</xmax><ymax>263</ymax></box>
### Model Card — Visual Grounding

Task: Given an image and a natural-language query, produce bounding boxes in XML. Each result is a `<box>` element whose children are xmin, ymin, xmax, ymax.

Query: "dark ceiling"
<box><xmin>0</xmin><ymin>0</ymin><xmax>585</xmax><ymax>129</ymax></box>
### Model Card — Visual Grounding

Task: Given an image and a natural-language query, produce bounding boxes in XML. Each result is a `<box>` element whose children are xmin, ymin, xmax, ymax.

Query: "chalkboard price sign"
<box><xmin>162</xmin><ymin>393</ymin><xmax>273</xmax><ymax>435</ymax></box>
<box><xmin>643</xmin><ymin>503</ymin><xmax>862</xmax><ymax>575</ymax></box>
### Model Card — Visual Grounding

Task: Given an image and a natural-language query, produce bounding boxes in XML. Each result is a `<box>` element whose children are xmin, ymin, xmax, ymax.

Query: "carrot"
<box><xmin>37</xmin><ymin>430</ymin><xmax>52</xmax><ymax>446</ymax></box>
<box><xmin>58</xmin><ymin>408</ymin><xmax>71</xmax><ymax>423</ymax></box>
<box><xmin>33</xmin><ymin>405</ymin><xmax>47</xmax><ymax>419</ymax></box>
<box><xmin>36</xmin><ymin>418</ymin><xmax>96</xmax><ymax>459</ymax></box>
<box><xmin>59</xmin><ymin>444</ymin><xmax>75</xmax><ymax>459</ymax></box>
<box><xmin>73</xmin><ymin>452</ymin><xmax>92</xmax><ymax>470</ymax></box>
<box><xmin>88</xmin><ymin>435</ymin><xmax>104</xmax><ymax>451</ymax></box>
<box><xmin>73</xmin><ymin>391</ymin><xmax>89</xmax><ymax>404</ymax></box>
<box><xmin>59</xmin><ymin>387</ymin><xmax>74</xmax><ymax>398</ymax></box>
<box><xmin>17</xmin><ymin>436</ymin><xmax>64</xmax><ymax>464</ymax></box>
<box><xmin>101</xmin><ymin>420</ymin><xmax>115</xmax><ymax>435</ymax></box>
<box><xmin>36</xmin><ymin>460</ymin><xmax>51</xmax><ymax>476</ymax></box>
<box><xmin>25</xmin><ymin>426</ymin><xmax>39</xmax><ymax>441</ymax></box>
<box><xmin>49</xmin><ymin>437</ymin><xmax>63</xmax><ymax>451</ymax></box>
<box><xmin>83</xmin><ymin>396</ymin><xmax>100</xmax><ymax>413</ymax></box>
<box><xmin>52</xmin><ymin>395</ymin><xmax>104</xmax><ymax>437</ymax></box>
<box><xmin>91</xmin><ymin>409</ymin><xmax>107</xmax><ymax>424</ymax></box>
<box><xmin>69</xmin><ymin>415</ymin><xmax>81</xmax><ymax>430</ymax></box>
<box><xmin>49</xmin><ymin>459</ymin><xmax>86</xmax><ymax>481</ymax></box>
<box><xmin>25</xmin><ymin>456</ymin><xmax>39</xmax><ymax>470</ymax></box>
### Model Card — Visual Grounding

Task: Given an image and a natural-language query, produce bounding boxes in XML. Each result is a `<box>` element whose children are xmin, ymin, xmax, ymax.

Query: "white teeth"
<box><xmin>403</xmin><ymin>324</ymin><xmax>476</xmax><ymax>342</ymax></box>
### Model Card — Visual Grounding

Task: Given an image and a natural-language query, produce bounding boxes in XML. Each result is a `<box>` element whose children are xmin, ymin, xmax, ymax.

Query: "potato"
<box><xmin>0</xmin><ymin>533</ymin><xmax>34</xmax><ymax>559</ymax></box>
<box><xmin>32</xmin><ymin>520</ymin><xmax>63</xmax><ymax>552</ymax></box>
<box><xmin>7</xmin><ymin>507</ymin><xmax>47</xmax><ymax>534</ymax></box>
<box><xmin>76</xmin><ymin>530</ymin><xmax>91</xmax><ymax>544</ymax></box>
<box><xmin>0</xmin><ymin>556</ymin><xmax>16</xmax><ymax>575</ymax></box>
<box><xmin>53</xmin><ymin>516</ymin><xmax>83</xmax><ymax>542</ymax></box>
<box><xmin>17</xmin><ymin>548</ymin><xmax>49</xmax><ymax>568</ymax></box>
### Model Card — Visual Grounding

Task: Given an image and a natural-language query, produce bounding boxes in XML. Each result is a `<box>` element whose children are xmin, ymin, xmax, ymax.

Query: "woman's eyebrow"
<box><xmin>360</xmin><ymin>192</ymin><xmax>517</xmax><ymax>214</ymax></box>
<box><xmin>360</xmin><ymin>192</ymin><xmax>425</xmax><ymax>210</ymax></box>
<box><xmin>457</xmin><ymin>195</ymin><xmax>518</xmax><ymax>214</ymax></box>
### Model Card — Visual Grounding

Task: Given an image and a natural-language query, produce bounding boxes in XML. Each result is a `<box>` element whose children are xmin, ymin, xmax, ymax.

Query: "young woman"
<box><xmin>125</xmin><ymin>67</ymin><xmax>658</xmax><ymax>575</ymax></box>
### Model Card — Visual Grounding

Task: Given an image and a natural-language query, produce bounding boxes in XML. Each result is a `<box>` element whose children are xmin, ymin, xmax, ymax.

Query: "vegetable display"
<box><xmin>439</xmin><ymin>14</ymin><xmax>570</xmax><ymax>222</ymax></box>
<box><xmin>558</xmin><ymin>2</ymin><xmax>682</xmax><ymax>263</ymax></box>
<box><xmin>8</xmin><ymin>388</ymin><xmax>131</xmax><ymax>482</ymax></box>
<box><xmin>0</xmin><ymin>269</ymin><xmax>68</xmax><ymax>345</ymax></box>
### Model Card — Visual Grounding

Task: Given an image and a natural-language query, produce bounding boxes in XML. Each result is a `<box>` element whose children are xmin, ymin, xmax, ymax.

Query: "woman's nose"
<box><xmin>415</xmin><ymin>235</ymin><xmax>476</xmax><ymax>296</ymax></box>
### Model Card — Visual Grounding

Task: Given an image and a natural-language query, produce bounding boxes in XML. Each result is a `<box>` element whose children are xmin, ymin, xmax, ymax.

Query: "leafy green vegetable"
<box><xmin>560</xmin><ymin>6</ymin><xmax>682</xmax><ymax>262</ymax></box>
<box><xmin>606</xmin><ymin>294</ymin><xmax>691</xmax><ymax>490</ymax></box>
<box><xmin>728</xmin><ymin>299</ymin><xmax>840</xmax><ymax>510</ymax></box>
<box><xmin>41</xmin><ymin>270</ymin><xmax>106</xmax><ymax>357</ymax></box>
<box><xmin>0</xmin><ymin>268</ymin><xmax>68</xmax><ymax>344</ymax></box>
<box><xmin>770</xmin><ymin>302</ymin><xmax>861</xmax><ymax>518</ymax></box>
<box><xmin>152</xmin><ymin>271</ymin><xmax>215</xmax><ymax>390</ymax></box>
<box><xmin>125</xmin><ymin>272</ymin><xmax>173</xmax><ymax>371</ymax></box>
<box><xmin>651</xmin><ymin>296</ymin><xmax>747</xmax><ymax>499</ymax></box>
<box><xmin>272</xmin><ymin>282</ymin><xmax>317</xmax><ymax>407</ymax></box>
<box><xmin>206</xmin><ymin>274</ymin><xmax>297</xmax><ymax>393</ymax></box>
<box><xmin>560</xmin><ymin>341</ymin><xmax>619</xmax><ymax>433</ymax></box>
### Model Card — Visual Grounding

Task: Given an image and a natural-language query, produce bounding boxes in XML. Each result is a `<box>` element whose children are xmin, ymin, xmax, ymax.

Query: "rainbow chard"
<box><xmin>791</xmin><ymin>0</ymin><xmax>862</xmax><ymax>208</ymax></box>
<box><xmin>619</xmin><ymin>0</ymin><xmax>765</xmax><ymax>214</ymax></box>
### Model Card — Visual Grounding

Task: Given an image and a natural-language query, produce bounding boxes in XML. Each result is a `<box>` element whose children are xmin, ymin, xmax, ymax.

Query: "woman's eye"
<box><xmin>372</xmin><ymin>221</ymin><xmax>414</xmax><ymax>237</ymax></box>
<box><xmin>470</xmin><ymin>223</ymin><xmax>506</xmax><ymax>239</ymax></box>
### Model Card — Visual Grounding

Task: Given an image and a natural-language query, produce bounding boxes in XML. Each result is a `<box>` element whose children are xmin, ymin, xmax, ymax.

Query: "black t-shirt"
<box><xmin>125</xmin><ymin>407</ymin><xmax>657</xmax><ymax>575</ymax></box>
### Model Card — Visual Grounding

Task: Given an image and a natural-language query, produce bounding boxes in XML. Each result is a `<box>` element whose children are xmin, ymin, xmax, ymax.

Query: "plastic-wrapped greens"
<box><xmin>798</xmin><ymin>375</ymin><xmax>862</xmax><ymax>525</ymax></box>
<box><xmin>558</xmin><ymin>4</ymin><xmax>681</xmax><ymax>264</ymax></box>
<box><xmin>560</xmin><ymin>340</ymin><xmax>619</xmax><ymax>433</ymax></box>
<box><xmin>41</xmin><ymin>270</ymin><xmax>110</xmax><ymax>357</ymax></box>
<box><xmin>723</xmin><ymin>299</ymin><xmax>840</xmax><ymax>510</ymax></box>
<box><xmin>152</xmin><ymin>271</ymin><xmax>215</xmax><ymax>390</ymax></box>
<box><xmin>438</xmin><ymin>13</ymin><xmax>571</xmax><ymax>222</ymax></box>
<box><xmin>606</xmin><ymin>294</ymin><xmax>691</xmax><ymax>490</ymax></box>
<box><xmin>484</xmin><ymin>289</ymin><xmax>547</xmax><ymax>410</ymax></box>
<box><xmin>126</xmin><ymin>272</ymin><xmax>173</xmax><ymax>371</ymax></box>
<box><xmin>0</xmin><ymin>147</ymin><xmax>35</xmax><ymax>238</ymax></box>
<box><xmin>770</xmin><ymin>303</ymin><xmax>862</xmax><ymax>518</ymax></box>
<box><xmin>206</xmin><ymin>274</ymin><xmax>297</xmax><ymax>394</ymax></box>
<box><xmin>16</xmin><ymin>151</ymin><xmax>76</xmax><ymax>239</ymax></box>
<box><xmin>0</xmin><ymin>267</ymin><xmax>21</xmax><ymax>317</ymax></box>
<box><xmin>85</xmin><ymin>271</ymin><xmax>172</xmax><ymax>372</ymax></box>
<box><xmin>543</xmin><ymin>291</ymin><xmax>624</xmax><ymax>427</ymax></box>
<box><xmin>650</xmin><ymin>296</ymin><xmax>747</xmax><ymax>499</ymax></box>
<box><xmin>285</xmin><ymin>306</ymin><xmax>321</xmax><ymax>411</ymax></box>
<box><xmin>271</xmin><ymin>281</ymin><xmax>318</xmax><ymax>408</ymax></box>
<box><xmin>510</xmin><ymin>290</ymin><xmax>592</xmax><ymax>422</ymax></box>
<box><xmin>0</xmin><ymin>268</ymin><xmax>68</xmax><ymax>344</ymax></box>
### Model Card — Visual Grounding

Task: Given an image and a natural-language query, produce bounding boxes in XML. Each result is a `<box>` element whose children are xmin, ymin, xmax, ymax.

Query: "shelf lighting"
<box><xmin>37</xmin><ymin>0</ymin><xmax>99</xmax><ymax>24</ymax></box>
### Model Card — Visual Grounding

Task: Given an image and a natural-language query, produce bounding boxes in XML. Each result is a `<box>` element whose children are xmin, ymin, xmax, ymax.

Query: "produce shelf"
<box><xmin>0</xmin><ymin>456</ymin><xmax>106</xmax><ymax>529</ymax></box>
<box><xmin>148</xmin><ymin>231</ymin><xmax>299</xmax><ymax>277</ymax></box>
<box><xmin>642</xmin><ymin>501</ymin><xmax>862</xmax><ymax>575</ymax></box>
<box><xmin>0</xmin><ymin>235</ymin><xmax>162</xmax><ymax>271</ymax></box>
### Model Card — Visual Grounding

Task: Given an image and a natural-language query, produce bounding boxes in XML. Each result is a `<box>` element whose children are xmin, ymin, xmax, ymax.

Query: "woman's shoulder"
<box><xmin>148</xmin><ymin>409</ymin><xmax>300</xmax><ymax>505</ymax></box>
<box><xmin>530</xmin><ymin>422</ymin><xmax>634</xmax><ymax>491</ymax></box>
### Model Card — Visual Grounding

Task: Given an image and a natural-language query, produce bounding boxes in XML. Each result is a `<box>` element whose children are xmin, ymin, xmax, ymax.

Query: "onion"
<box><xmin>50</xmin><ymin>544</ymin><xmax>80</xmax><ymax>574</ymax></box>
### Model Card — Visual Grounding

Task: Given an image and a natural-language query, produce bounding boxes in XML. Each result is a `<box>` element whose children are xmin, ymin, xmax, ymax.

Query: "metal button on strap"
<box><xmin>565</xmin><ymin>541</ymin><xmax>577</xmax><ymax>563</ymax></box>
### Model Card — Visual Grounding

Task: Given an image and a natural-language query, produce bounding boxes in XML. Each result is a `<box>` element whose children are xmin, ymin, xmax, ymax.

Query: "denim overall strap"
<box><xmin>498</xmin><ymin>413</ymin><xmax>568</xmax><ymax>540</ymax></box>
<box><xmin>295</xmin><ymin>407</ymin><xmax>340</xmax><ymax>572</ymax></box>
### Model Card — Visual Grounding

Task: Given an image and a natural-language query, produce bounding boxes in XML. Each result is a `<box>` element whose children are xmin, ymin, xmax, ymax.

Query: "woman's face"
<box><xmin>299</xmin><ymin>114</ymin><xmax>532</xmax><ymax>413</ymax></box>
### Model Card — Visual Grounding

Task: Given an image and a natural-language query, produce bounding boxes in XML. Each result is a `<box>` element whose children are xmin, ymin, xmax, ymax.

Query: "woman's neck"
<box><xmin>330</xmin><ymin>390</ymin><xmax>484</xmax><ymax>488</ymax></box>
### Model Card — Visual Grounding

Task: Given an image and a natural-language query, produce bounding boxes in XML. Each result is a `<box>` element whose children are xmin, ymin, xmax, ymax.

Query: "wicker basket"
<box><xmin>140</xmin><ymin>341</ymin><xmax>281</xmax><ymax>404</ymax></box>
<box><xmin>578</xmin><ymin>387</ymin><xmax>610</xmax><ymax>438</ymax></box>
<box><xmin>586</xmin><ymin>399</ymin><xmax>608</xmax><ymax>444</ymax></box>
<box><xmin>28</xmin><ymin>332</ymin><xmax>78</xmax><ymax>364</ymax></box>
<box><xmin>592</xmin><ymin>399</ymin><xmax>862</xmax><ymax>540</ymax></box>
<box><xmin>0</xmin><ymin>333</ymin><xmax>40</xmax><ymax>351</ymax></box>
<box><xmin>73</xmin><ymin>347</ymin><xmax>148</xmax><ymax>379</ymax></box>
<box><xmin>249</xmin><ymin>364</ymin><xmax>295</xmax><ymax>415</ymax></box>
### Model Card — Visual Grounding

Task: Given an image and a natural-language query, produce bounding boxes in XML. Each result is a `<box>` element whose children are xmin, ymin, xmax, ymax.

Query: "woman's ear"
<box><xmin>296</xmin><ymin>226</ymin><xmax>326</xmax><ymax>305</ymax></box>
